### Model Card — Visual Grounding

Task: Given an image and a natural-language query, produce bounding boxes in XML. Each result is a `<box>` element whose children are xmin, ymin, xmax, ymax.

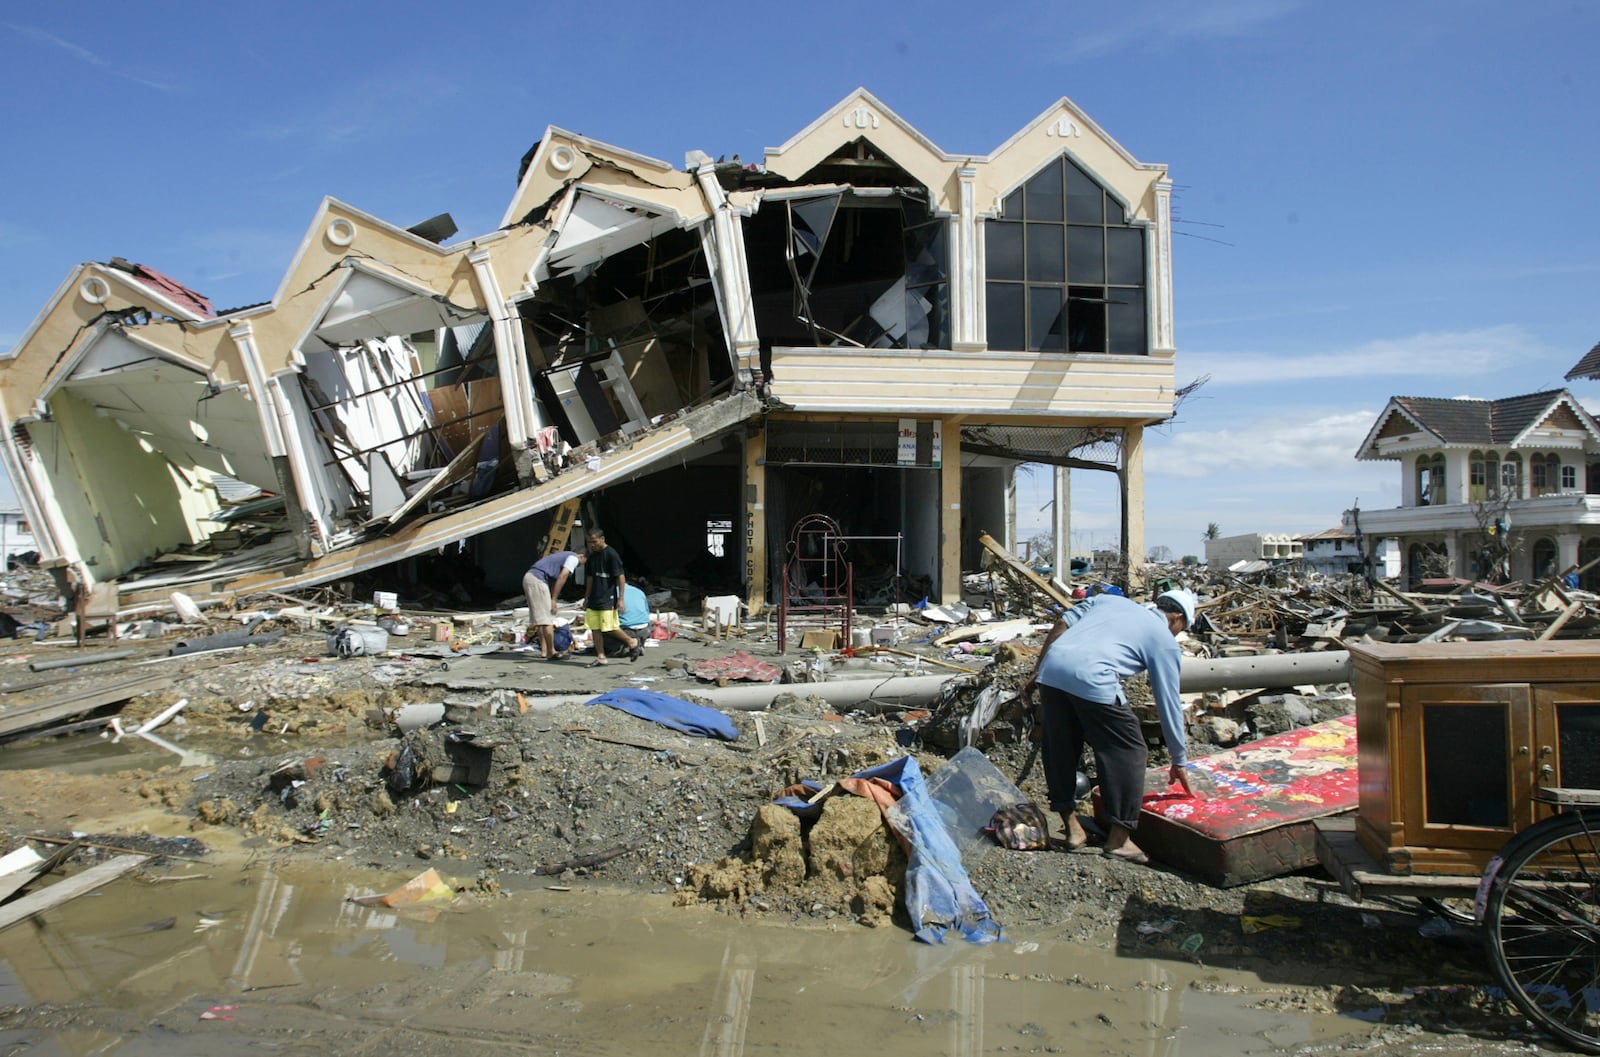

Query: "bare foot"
<box><xmin>1060</xmin><ymin>812</ymin><xmax>1091</xmax><ymax>849</ymax></box>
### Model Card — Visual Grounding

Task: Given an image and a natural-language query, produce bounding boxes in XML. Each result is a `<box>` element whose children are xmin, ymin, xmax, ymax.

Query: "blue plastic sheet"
<box><xmin>780</xmin><ymin>755</ymin><xmax>1002</xmax><ymax>945</ymax></box>
<box><xmin>584</xmin><ymin>688</ymin><xmax>740</xmax><ymax>740</ymax></box>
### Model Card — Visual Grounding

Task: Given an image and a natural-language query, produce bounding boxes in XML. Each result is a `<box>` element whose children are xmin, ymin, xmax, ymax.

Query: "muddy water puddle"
<box><xmin>0</xmin><ymin>861</ymin><xmax>1516</xmax><ymax>1056</ymax></box>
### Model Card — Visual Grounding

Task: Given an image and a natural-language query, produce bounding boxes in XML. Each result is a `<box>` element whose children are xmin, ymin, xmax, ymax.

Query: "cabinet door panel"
<box><xmin>1401</xmin><ymin>683</ymin><xmax>1531</xmax><ymax>850</ymax></box>
<box><xmin>1533</xmin><ymin>685</ymin><xmax>1600</xmax><ymax>798</ymax></box>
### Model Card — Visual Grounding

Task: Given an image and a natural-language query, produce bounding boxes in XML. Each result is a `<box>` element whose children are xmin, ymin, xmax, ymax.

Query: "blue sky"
<box><xmin>2</xmin><ymin>1</ymin><xmax>1597</xmax><ymax>558</ymax></box>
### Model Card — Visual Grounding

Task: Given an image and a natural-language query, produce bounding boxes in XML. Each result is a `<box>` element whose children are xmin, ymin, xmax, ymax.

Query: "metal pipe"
<box><xmin>520</xmin><ymin>652</ymin><xmax>1357</xmax><ymax>717</ymax></box>
<box><xmin>1179</xmin><ymin>651</ymin><xmax>1352</xmax><ymax>693</ymax></box>
<box><xmin>28</xmin><ymin>649</ymin><xmax>135</xmax><ymax>672</ymax></box>
<box><xmin>525</xmin><ymin>673</ymin><xmax>957</xmax><ymax>714</ymax></box>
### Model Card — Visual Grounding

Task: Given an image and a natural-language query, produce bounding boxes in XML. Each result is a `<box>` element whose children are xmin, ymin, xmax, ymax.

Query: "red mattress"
<box><xmin>1099</xmin><ymin>714</ymin><xmax>1358</xmax><ymax>886</ymax></box>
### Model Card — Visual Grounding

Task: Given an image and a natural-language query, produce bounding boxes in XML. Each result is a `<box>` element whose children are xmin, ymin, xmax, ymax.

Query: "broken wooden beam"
<box><xmin>0</xmin><ymin>672</ymin><xmax>176</xmax><ymax>741</ymax></box>
<box><xmin>977</xmin><ymin>532</ymin><xmax>1074</xmax><ymax>612</ymax></box>
<box><xmin>0</xmin><ymin>855</ymin><xmax>147</xmax><ymax>933</ymax></box>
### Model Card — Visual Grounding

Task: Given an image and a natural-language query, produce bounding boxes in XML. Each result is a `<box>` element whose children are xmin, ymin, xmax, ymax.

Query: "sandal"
<box><xmin>1103</xmin><ymin>848</ymin><xmax>1150</xmax><ymax>865</ymax></box>
<box><xmin>586</xmin><ymin>660</ymin><xmax>607</xmax><ymax>668</ymax></box>
<box><xmin>628</xmin><ymin>644</ymin><xmax>643</xmax><ymax>662</ymax></box>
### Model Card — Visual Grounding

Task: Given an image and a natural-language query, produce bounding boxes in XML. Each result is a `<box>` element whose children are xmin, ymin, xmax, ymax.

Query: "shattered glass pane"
<box><xmin>1026</xmin><ymin>223</ymin><xmax>1065</xmax><ymax>283</ymax></box>
<box><xmin>1106</xmin><ymin>227</ymin><xmax>1145</xmax><ymax>286</ymax></box>
<box><xmin>986</xmin><ymin>222</ymin><xmax>1024</xmax><ymax>282</ymax></box>
<box><xmin>790</xmin><ymin>196</ymin><xmax>840</xmax><ymax>270</ymax></box>
<box><xmin>1025</xmin><ymin>159</ymin><xmax>1064</xmax><ymax>222</ymax></box>
<box><xmin>1067</xmin><ymin>226</ymin><xmax>1104</xmax><ymax>284</ymax></box>
<box><xmin>902</xmin><ymin>216</ymin><xmax>947</xmax><ymax>288</ymax></box>
<box><xmin>985</xmin><ymin>284</ymin><xmax>1025</xmax><ymax>351</ymax></box>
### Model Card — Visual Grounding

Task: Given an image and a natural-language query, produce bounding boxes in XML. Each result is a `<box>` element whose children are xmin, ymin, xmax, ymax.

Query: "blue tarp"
<box><xmin>779</xmin><ymin>755</ymin><xmax>1002</xmax><ymax>946</ymax></box>
<box><xmin>584</xmin><ymin>688</ymin><xmax>740</xmax><ymax>740</ymax></box>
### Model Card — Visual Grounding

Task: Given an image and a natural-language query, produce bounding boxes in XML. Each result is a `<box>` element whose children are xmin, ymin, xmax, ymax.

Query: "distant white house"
<box><xmin>0</xmin><ymin>505</ymin><xmax>37</xmax><ymax>565</ymax></box>
<box><xmin>1345</xmin><ymin>384</ymin><xmax>1600</xmax><ymax>588</ymax></box>
<box><xmin>1297</xmin><ymin>527</ymin><xmax>1400</xmax><ymax>578</ymax></box>
<box><xmin>1204</xmin><ymin>532</ymin><xmax>1302</xmax><ymax>571</ymax></box>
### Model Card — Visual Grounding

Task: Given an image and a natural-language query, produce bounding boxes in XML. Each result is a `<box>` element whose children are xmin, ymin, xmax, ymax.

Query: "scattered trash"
<box><xmin>1137</xmin><ymin>918</ymin><xmax>1185</xmax><ymax>936</ymax></box>
<box><xmin>1241</xmin><ymin>914</ymin><xmax>1302</xmax><ymax>933</ymax></box>
<box><xmin>350</xmin><ymin>867</ymin><xmax>454</xmax><ymax>908</ymax></box>
<box><xmin>1418</xmin><ymin>916</ymin><xmax>1454</xmax><ymax>939</ymax></box>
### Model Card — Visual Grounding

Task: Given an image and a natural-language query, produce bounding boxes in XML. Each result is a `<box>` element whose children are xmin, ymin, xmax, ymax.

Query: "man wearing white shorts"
<box><xmin>523</xmin><ymin>549</ymin><xmax>580</xmax><ymax>660</ymax></box>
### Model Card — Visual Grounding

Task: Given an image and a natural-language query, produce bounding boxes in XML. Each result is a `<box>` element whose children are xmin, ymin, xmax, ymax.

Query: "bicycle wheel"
<box><xmin>1481</xmin><ymin>811</ymin><xmax>1600</xmax><ymax>1054</ymax></box>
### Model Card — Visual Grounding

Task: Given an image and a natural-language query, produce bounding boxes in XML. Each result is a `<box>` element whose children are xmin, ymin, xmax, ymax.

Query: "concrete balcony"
<box><xmin>1348</xmin><ymin>493</ymin><xmax>1600</xmax><ymax>537</ymax></box>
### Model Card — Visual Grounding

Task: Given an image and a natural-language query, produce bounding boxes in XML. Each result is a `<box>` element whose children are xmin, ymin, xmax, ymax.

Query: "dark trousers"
<box><xmin>1038</xmin><ymin>685</ymin><xmax>1147</xmax><ymax>831</ymax></box>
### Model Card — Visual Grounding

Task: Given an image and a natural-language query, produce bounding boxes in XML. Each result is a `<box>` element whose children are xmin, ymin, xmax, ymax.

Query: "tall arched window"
<box><xmin>1469</xmin><ymin>450</ymin><xmax>1487</xmax><ymax>502</ymax></box>
<box><xmin>1501</xmin><ymin>454</ymin><xmax>1522</xmax><ymax>498</ymax></box>
<box><xmin>1531</xmin><ymin>453</ymin><xmax>1561</xmax><ymax>496</ymax></box>
<box><xmin>984</xmin><ymin>157</ymin><xmax>1147</xmax><ymax>354</ymax></box>
<box><xmin>1533</xmin><ymin>537</ymin><xmax>1559</xmax><ymax>580</ymax></box>
<box><xmin>1416</xmin><ymin>453</ymin><xmax>1446</xmax><ymax>505</ymax></box>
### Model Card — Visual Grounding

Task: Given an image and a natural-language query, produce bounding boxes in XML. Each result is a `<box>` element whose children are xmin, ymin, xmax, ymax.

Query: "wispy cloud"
<box><xmin>1185</xmin><ymin>325</ymin><xmax>1543</xmax><ymax>386</ymax></box>
<box><xmin>1147</xmin><ymin>408</ymin><xmax>1379</xmax><ymax>480</ymax></box>
<box><xmin>7</xmin><ymin>23</ymin><xmax>175</xmax><ymax>92</ymax></box>
<box><xmin>1060</xmin><ymin>0</ymin><xmax>1305</xmax><ymax>62</ymax></box>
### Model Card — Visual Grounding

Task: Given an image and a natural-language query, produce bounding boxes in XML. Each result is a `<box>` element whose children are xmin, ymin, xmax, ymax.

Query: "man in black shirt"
<box><xmin>582</xmin><ymin>528</ymin><xmax>642</xmax><ymax>666</ymax></box>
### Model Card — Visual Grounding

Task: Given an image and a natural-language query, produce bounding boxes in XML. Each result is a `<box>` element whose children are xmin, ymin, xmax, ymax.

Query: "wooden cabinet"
<box><xmin>1351</xmin><ymin>640</ymin><xmax>1600</xmax><ymax>875</ymax></box>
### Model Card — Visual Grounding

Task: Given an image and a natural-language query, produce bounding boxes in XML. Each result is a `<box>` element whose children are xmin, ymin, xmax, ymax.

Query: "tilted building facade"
<box><xmin>0</xmin><ymin>90</ymin><xmax>1180</xmax><ymax>611</ymax></box>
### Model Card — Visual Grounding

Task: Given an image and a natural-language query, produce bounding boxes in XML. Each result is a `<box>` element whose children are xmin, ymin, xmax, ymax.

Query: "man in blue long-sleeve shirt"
<box><xmin>1021</xmin><ymin>589</ymin><xmax>1197</xmax><ymax>865</ymax></box>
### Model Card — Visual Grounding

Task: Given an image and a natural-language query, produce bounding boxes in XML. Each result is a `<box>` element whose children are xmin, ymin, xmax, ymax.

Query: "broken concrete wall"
<box><xmin>26</xmin><ymin>390</ymin><xmax>218</xmax><ymax>575</ymax></box>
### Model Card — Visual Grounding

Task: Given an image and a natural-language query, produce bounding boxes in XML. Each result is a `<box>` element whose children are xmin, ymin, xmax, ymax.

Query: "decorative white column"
<box><xmin>1152</xmin><ymin>178</ymin><xmax>1175</xmax><ymax>356</ymax></box>
<box><xmin>0</xmin><ymin>425</ymin><xmax>68</xmax><ymax>566</ymax></box>
<box><xmin>952</xmin><ymin>166</ymin><xmax>985</xmax><ymax>351</ymax></box>
<box><xmin>229</xmin><ymin>322</ymin><xmax>325</xmax><ymax>555</ymax></box>
<box><xmin>693</xmin><ymin>161</ymin><xmax>761</xmax><ymax>386</ymax></box>
<box><xmin>468</xmin><ymin>248</ymin><xmax>544</xmax><ymax>482</ymax></box>
<box><xmin>1558</xmin><ymin>531</ymin><xmax>1582</xmax><ymax>576</ymax></box>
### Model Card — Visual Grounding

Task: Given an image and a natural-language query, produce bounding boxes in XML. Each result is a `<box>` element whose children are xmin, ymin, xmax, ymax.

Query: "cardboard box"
<box><xmin>800</xmin><ymin>629</ymin><xmax>841</xmax><ymax>650</ymax></box>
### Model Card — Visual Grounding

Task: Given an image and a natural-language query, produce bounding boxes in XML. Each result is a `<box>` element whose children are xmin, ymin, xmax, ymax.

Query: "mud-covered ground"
<box><xmin>0</xmin><ymin>599</ymin><xmax>1559</xmax><ymax>1051</ymax></box>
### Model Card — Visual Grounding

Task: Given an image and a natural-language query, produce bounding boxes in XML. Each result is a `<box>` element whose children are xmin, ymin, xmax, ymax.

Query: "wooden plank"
<box><xmin>977</xmin><ymin>532</ymin><xmax>1074</xmax><ymax>612</ymax></box>
<box><xmin>1536</xmin><ymin>787</ymin><xmax>1600</xmax><ymax>806</ymax></box>
<box><xmin>0</xmin><ymin>855</ymin><xmax>146</xmax><ymax>933</ymax></box>
<box><xmin>542</xmin><ymin>498</ymin><xmax>581</xmax><ymax>557</ymax></box>
<box><xmin>1314</xmin><ymin>817</ymin><xmax>1480</xmax><ymax>900</ymax></box>
<box><xmin>0</xmin><ymin>672</ymin><xmax>175</xmax><ymax>740</ymax></box>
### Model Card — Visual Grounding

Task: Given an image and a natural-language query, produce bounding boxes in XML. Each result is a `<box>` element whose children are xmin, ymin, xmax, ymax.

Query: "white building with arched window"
<box><xmin>1345</xmin><ymin>387</ymin><xmax>1600</xmax><ymax>588</ymax></box>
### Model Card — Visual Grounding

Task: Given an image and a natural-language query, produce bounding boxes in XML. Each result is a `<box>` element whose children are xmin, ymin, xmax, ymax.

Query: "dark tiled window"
<box><xmin>985</xmin><ymin>158</ymin><xmax>1147</xmax><ymax>353</ymax></box>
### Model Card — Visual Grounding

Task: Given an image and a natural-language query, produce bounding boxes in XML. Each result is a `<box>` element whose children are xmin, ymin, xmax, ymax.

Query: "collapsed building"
<box><xmin>0</xmin><ymin>89</ymin><xmax>1180</xmax><ymax>617</ymax></box>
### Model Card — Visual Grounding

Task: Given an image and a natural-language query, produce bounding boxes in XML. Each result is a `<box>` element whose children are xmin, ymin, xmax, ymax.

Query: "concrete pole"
<box><xmin>1052</xmin><ymin>465</ymin><xmax>1071</xmax><ymax>590</ymax></box>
